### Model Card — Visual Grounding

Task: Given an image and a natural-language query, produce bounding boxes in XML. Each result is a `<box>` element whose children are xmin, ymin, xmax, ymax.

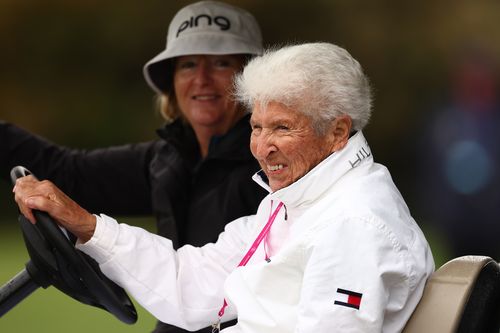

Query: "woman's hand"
<box><xmin>13</xmin><ymin>175</ymin><xmax>96</xmax><ymax>243</ymax></box>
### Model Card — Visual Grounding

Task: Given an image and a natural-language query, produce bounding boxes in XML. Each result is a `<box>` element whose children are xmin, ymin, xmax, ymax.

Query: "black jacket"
<box><xmin>0</xmin><ymin>115</ymin><xmax>267</xmax><ymax>332</ymax></box>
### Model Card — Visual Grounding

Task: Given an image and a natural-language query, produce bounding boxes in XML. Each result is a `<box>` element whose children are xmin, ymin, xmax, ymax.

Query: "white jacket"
<box><xmin>78</xmin><ymin>131</ymin><xmax>434</xmax><ymax>333</ymax></box>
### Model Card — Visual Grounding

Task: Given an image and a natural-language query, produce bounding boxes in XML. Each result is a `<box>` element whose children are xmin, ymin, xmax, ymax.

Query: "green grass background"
<box><xmin>0</xmin><ymin>216</ymin><xmax>449</xmax><ymax>333</ymax></box>
<box><xmin>0</xmin><ymin>217</ymin><xmax>157</xmax><ymax>333</ymax></box>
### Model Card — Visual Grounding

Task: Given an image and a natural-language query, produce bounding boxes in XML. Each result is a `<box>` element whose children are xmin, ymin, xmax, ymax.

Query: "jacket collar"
<box><xmin>206</xmin><ymin>113</ymin><xmax>254</xmax><ymax>161</ymax></box>
<box><xmin>252</xmin><ymin>131</ymin><xmax>373</xmax><ymax>208</ymax></box>
<box><xmin>156</xmin><ymin>113</ymin><xmax>254</xmax><ymax>163</ymax></box>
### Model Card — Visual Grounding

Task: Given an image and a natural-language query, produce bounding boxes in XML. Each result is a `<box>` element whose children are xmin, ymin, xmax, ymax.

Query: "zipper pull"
<box><xmin>211</xmin><ymin>318</ymin><xmax>221</xmax><ymax>333</ymax></box>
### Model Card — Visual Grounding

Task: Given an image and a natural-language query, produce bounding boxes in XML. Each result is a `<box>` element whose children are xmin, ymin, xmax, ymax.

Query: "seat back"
<box><xmin>403</xmin><ymin>255</ymin><xmax>500</xmax><ymax>333</ymax></box>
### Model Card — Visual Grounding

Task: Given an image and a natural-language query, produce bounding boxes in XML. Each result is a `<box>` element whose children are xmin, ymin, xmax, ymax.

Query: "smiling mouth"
<box><xmin>193</xmin><ymin>95</ymin><xmax>219</xmax><ymax>101</ymax></box>
<box><xmin>267</xmin><ymin>164</ymin><xmax>284</xmax><ymax>172</ymax></box>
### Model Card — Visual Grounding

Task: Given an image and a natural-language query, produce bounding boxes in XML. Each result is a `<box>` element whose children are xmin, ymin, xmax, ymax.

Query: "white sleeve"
<box><xmin>296</xmin><ymin>218</ymin><xmax>411</xmax><ymax>333</ymax></box>
<box><xmin>77</xmin><ymin>214</ymin><xmax>255</xmax><ymax>331</ymax></box>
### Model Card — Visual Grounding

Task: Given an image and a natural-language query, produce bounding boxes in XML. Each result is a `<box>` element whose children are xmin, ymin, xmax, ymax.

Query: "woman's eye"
<box><xmin>214</xmin><ymin>59</ymin><xmax>231</xmax><ymax>68</ymax></box>
<box><xmin>251</xmin><ymin>125</ymin><xmax>262</xmax><ymax>134</ymax></box>
<box><xmin>177</xmin><ymin>61</ymin><xmax>196</xmax><ymax>69</ymax></box>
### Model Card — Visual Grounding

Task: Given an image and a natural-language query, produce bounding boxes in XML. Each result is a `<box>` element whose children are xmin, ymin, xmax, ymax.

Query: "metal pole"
<box><xmin>0</xmin><ymin>268</ymin><xmax>39</xmax><ymax>317</ymax></box>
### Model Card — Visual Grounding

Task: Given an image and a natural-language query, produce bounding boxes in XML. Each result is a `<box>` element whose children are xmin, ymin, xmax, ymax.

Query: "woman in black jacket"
<box><xmin>0</xmin><ymin>2</ymin><xmax>267</xmax><ymax>332</ymax></box>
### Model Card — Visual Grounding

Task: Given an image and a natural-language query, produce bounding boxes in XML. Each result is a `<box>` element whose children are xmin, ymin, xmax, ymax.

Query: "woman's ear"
<box><xmin>330</xmin><ymin>115</ymin><xmax>353</xmax><ymax>151</ymax></box>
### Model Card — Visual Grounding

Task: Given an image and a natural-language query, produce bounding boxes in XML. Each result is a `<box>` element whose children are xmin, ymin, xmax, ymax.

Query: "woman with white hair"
<box><xmin>14</xmin><ymin>42</ymin><xmax>435</xmax><ymax>333</ymax></box>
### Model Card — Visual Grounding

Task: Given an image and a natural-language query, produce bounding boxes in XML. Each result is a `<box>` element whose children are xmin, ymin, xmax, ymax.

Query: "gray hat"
<box><xmin>143</xmin><ymin>1</ymin><xmax>263</xmax><ymax>94</ymax></box>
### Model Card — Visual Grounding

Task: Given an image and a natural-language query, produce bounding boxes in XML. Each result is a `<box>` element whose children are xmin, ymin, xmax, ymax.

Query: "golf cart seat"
<box><xmin>403</xmin><ymin>255</ymin><xmax>500</xmax><ymax>333</ymax></box>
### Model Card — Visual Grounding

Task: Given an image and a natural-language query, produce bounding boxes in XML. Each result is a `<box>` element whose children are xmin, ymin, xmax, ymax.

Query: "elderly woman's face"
<box><xmin>250</xmin><ymin>102</ymin><xmax>337</xmax><ymax>192</ymax></box>
<box><xmin>173</xmin><ymin>54</ymin><xmax>246</xmax><ymax>133</ymax></box>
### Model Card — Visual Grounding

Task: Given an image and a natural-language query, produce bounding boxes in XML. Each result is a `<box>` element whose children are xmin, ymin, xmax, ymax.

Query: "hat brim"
<box><xmin>143</xmin><ymin>33</ymin><xmax>262</xmax><ymax>94</ymax></box>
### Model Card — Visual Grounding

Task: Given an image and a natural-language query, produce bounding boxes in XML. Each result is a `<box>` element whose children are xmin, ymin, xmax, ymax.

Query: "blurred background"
<box><xmin>1</xmin><ymin>0</ymin><xmax>499</xmax><ymax>332</ymax></box>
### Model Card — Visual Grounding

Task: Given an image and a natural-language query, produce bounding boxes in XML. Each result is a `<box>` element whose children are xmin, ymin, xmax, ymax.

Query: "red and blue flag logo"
<box><xmin>334</xmin><ymin>288</ymin><xmax>363</xmax><ymax>310</ymax></box>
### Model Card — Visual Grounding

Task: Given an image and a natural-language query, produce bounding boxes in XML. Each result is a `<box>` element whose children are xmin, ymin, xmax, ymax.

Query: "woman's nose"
<box><xmin>193</xmin><ymin>63</ymin><xmax>213</xmax><ymax>84</ymax></box>
<box><xmin>252</xmin><ymin>133</ymin><xmax>278</xmax><ymax>159</ymax></box>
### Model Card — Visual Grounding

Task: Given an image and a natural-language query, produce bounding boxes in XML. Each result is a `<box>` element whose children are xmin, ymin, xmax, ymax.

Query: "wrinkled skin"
<box><xmin>13</xmin><ymin>176</ymin><xmax>96</xmax><ymax>242</ymax></box>
<box><xmin>250</xmin><ymin>102</ymin><xmax>352</xmax><ymax>192</ymax></box>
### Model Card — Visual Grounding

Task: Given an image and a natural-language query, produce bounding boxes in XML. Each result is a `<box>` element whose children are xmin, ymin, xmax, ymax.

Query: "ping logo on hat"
<box><xmin>177</xmin><ymin>15</ymin><xmax>231</xmax><ymax>37</ymax></box>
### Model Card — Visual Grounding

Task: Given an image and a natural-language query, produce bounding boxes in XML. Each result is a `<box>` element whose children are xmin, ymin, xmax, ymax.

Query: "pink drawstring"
<box><xmin>213</xmin><ymin>201</ymin><xmax>284</xmax><ymax>329</ymax></box>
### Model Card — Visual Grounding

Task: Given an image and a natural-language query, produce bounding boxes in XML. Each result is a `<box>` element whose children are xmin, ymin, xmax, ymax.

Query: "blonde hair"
<box><xmin>156</xmin><ymin>93</ymin><xmax>181</xmax><ymax>123</ymax></box>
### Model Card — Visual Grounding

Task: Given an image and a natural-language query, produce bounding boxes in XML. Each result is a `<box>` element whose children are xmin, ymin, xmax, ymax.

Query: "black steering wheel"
<box><xmin>0</xmin><ymin>166</ymin><xmax>137</xmax><ymax>324</ymax></box>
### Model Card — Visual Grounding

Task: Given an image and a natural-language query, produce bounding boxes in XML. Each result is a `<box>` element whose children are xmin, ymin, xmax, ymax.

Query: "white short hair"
<box><xmin>234</xmin><ymin>42</ymin><xmax>372</xmax><ymax>134</ymax></box>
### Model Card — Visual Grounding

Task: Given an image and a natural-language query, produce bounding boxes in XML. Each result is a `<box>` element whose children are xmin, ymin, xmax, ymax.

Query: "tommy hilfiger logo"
<box><xmin>334</xmin><ymin>288</ymin><xmax>363</xmax><ymax>310</ymax></box>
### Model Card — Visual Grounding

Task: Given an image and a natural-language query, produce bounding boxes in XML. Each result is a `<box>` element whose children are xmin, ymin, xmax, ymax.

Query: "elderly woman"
<box><xmin>14</xmin><ymin>43</ymin><xmax>434</xmax><ymax>333</ymax></box>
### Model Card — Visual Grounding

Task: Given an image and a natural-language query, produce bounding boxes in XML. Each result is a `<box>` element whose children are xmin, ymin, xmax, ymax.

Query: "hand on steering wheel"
<box><xmin>0</xmin><ymin>166</ymin><xmax>137</xmax><ymax>324</ymax></box>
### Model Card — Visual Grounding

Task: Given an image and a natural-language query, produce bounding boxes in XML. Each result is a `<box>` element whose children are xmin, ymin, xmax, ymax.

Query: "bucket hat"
<box><xmin>143</xmin><ymin>1</ymin><xmax>263</xmax><ymax>94</ymax></box>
